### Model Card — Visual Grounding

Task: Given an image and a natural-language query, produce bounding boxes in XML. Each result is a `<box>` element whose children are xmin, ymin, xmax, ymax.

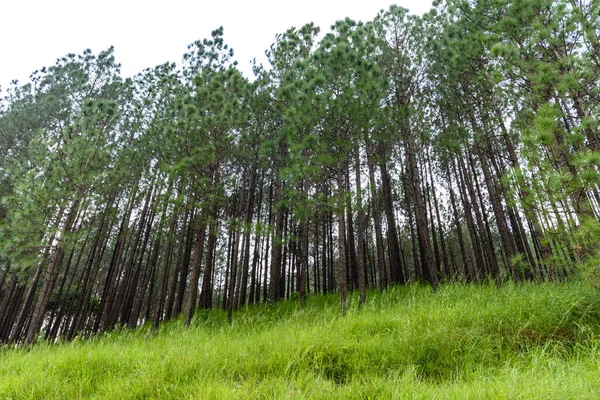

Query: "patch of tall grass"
<box><xmin>1</xmin><ymin>281</ymin><xmax>600</xmax><ymax>399</ymax></box>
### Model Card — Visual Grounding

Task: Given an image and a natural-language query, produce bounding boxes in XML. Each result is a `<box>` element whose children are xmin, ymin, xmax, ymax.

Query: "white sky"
<box><xmin>0</xmin><ymin>0</ymin><xmax>432</xmax><ymax>88</ymax></box>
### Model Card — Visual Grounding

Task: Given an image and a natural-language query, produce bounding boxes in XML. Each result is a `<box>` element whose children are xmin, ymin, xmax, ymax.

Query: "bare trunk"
<box><xmin>355</xmin><ymin>149</ymin><xmax>367</xmax><ymax>305</ymax></box>
<box><xmin>337</xmin><ymin>161</ymin><xmax>348</xmax><ymax>314</ymax></box>
<box><xmin>185</xmin><ymin>213</ymin><xmax>207</xmax><ymax>326</ymax></box>
<box><xmin>365</xmin><ymin>142</ymin><xmax>387</xmax><ymax>290</ymax></box>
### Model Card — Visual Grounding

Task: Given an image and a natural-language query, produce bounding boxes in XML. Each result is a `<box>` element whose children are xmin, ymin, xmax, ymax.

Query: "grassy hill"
<box><xmin>1</xmin><ymin>282</ymin><xmax>600</xmax><ymax>399</ymax></box>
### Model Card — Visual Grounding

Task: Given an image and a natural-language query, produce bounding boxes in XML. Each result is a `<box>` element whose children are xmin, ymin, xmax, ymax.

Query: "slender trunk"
<box><xmin>227</xmin><ymin>191</ymin><xmax>245</xmax><ymax>321</ymax></box>
<box><xmin>355</xmin><ymin>148</ymin><xmax>367</xmax><ymax>305</ymax></box>
<box><xmin>95</xmin><ymin>185</ymin><xmax>140</xmax><ymax>332</ymax></box>
<box><xmin>199</xmin><ymin>167</ymin><xmax>221</xmax><ymax>310</ymax></box>
<box><xmin>151</xmin><ymin>212</ymin><xmax>178</xmax><ymax>333</ymax></box>
<box><xmin>173</xmin><ymin>208</ymin><xmax>195</xmax><ymax>316</ymax></box>
<box><xmin>380</xmin><ymin>162</ymin><xmax>405</xmax><ymax>284</ymax></box>
<box><xmin>121</xmin><ymin>188</ymin><xmax>157</xmax><ymax>326</ymax></box>
<box><xmin>269</xmin><ymin>178</ymin><xmax>286</xmax><ymax>304</ymax></box>
<box><xmin>337</xmin><ymin>161</ymin><xmax>348</xmax><ymax>314</ymax></box>
<box><xmin>1</xmin><ymin>277</ymin><xmax>24</xmax><ymax>342</ymax></box>
<box><xmin>0</xmin><ymin>274</ymin><xmax>18</xmax><ymax>340</ymax></box>
<box><xmin>466</xmin><ymin>151</ymin><xmax>500</xmax><ymax>278</ymax></box>
<box><xmin>9</xmin><ymin>208</ymin><xmax>64</xmax><ymax>343</ymax></box>
<box><xmin>446</xmin><ymin>167</ymin><xmax>470</xmax><ymax>280</ymax></box>
<box><xmin>26</xmin><ymin>193</ymin><xmax>82</xmax><ymax>345</ymax></box>
<box><xmin>262</xmin><ymin>177</ymin><xmax>274</xmax><ymax>304</ymax></box>
<box><xmin>403</xmin><ymin>128</ymin><xmax>437</xmax><ymax>288</ymax></box>
<box><xmin>475</xmin><ymin>144</ymin><xmax>519</xmax><ymax>281</ymax></box>
<box><xmin>322</xmin><ymin>206</ymin><xmax>328</xmax><ymax>295</ymax></box>
<box><xmin>422</xmin><ymin>157</ymin><xmax>442</xmax><ymax>278</ymax></box>
<box><xmin>185</xmin><ymin>213</ymin><xmax>207</xmax><ymax>326</ymax></box>
<box><xmin>341</xmin><ymin>169</ymin><xmax>356</xmax><ymax>292</ymax></box>
<box><xmin>239</xmin><ymin>165</ymin><xmax>258</xmax><ymax>307</ymax></box>
<box><xmin>495</xmin><ymin>105</ymin><xmax>551</xmax><ymax>264</ymax></box>
<box><xmin>200</xmin><ymin>208</ymin><xmax>218</xmax><ymax>309</ymax></box>
<box><xmin>365</xmin><ymin>141</ymin><xmax>387</xmax><ymax>290</ymax></box>
<box><xmin>453</xmin><ymin>159</ymin><xmax>481</xmax><ymax>281</ymax></box>
<box><xmin>427</xmin><ymin>151</ymin><xmax>451</xmax><ymax>278</ymax></box>
<box><xmin>46</xmin><ymin>239</ymin><xmax>83</xmax><ymax>340</ymax></box>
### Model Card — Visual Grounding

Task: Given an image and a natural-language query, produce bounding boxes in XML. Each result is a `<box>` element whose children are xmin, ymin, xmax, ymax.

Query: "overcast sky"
<box><xmin>1</xmin><ymin>0</ymin><xmax>432</xmax><ymax>88</ymax></box>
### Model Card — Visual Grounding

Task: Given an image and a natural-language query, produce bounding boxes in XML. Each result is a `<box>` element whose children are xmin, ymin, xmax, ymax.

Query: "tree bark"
<box><xmin>336</xmin><ymin>161</ymin><xmax>348</xmax><ymax>314</ymax></box>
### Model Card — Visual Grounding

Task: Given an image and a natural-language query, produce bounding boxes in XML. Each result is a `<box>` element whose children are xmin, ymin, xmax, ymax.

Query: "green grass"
<box><xmin>2</xmin><ymin>281</ymin><xmax>600</xmax><ymax>399</ymax></box>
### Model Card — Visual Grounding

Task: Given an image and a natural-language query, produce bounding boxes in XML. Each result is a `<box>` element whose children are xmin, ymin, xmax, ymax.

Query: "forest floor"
<box><xmin>1</xmin><ymin>281</ymin><xmax>600</xmax><ymax>399</ymax></box>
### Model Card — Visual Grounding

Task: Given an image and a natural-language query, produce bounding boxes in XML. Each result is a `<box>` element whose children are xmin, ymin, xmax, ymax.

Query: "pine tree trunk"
<box><xmin>380</xmin><ymin>162</ymin><xmax>405</xmax><ymax>284</ymax></box>
<box><xmin>365</xmin><ymin>142</ymin><xmax>387</xmax><ymax>290</ymax></box>
<box><xmin>355</xmin><ymin>149</ymin><xmax>367</xmax><ymax>305</ymax></box>
<box><xmin>173</xmin><ymin>209</ymin><xmax>195</xmax><ymax>316</ymax></box>
<box><xmin>239</xmin><ymin>165</ymin><xmax>258</xmax><ymax>307</ymax></box>
<box><xmin>227</xmin><ymin>193</ymin><xmax>245</xmax><ymax>321</ymax></box>
<box><xmin>466</xmin><ymin>151</ymin><xmax>500</xmax><ymax>278</ymax></box>
<box><xmin>185</xmin><ymin>213</ymin><xmax>207</xmax><ymax>326</ymax></box>
<box><xmin>336</xmin><ymin>161</ymin><xmax>348</xmax><ymax>314</ymax></box>
<box><xmin>151</xmin><ymin>212</ymin><xmax>177</xmax><ymax>333</ymax></box>
<box><xmin>26</xmin><ymin>193</ymin><xmax>82</xmax><ymax>345</ymax></box>
<box><xmin>446</xmin><ymin>169</ymin><xmax>470</xmax><ymax>280</ymax></box>
<box><xmin>403</xmin><ymin>126</ymin><xmax>438</xmax><ymax>289</ymax></box>
<box><xmin>345</xmin><ymin>168</ymin><xmax>358</xmax><ymax>290</ymax></box>
<box><xmin>427</xmin><ymin>150</ymin><xmax>451</xmax><ymax>278</ymax></box>
<box><xmin>200</xmin><ymin>168</ymin><xmax>221</xmax><ymax>310</ymax></box>
<box><xmin>269</xmin><ymin>178</ymin><xmax>286</xmax><ymax>304</ymax></box>
<box><xmin>452</xmin><ymin>159</ymin><xmax>482</xmax><ymax>281</ymax></box>
<box><xmin>297</xmin><ymin>179</ymin><xmax>310</xmax><ymax>305</ymax></box>
<box><xmin>475</xmin><ymin>144</ymin><xmax>520</xmax><ymax>281</ymax></box>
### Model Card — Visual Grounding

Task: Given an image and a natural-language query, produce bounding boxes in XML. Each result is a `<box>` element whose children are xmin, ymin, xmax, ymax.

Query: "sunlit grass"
<box><xmin>1</xmin><ymin>281</ymin><xmax>600</xmax><ymax>399</ymax></box>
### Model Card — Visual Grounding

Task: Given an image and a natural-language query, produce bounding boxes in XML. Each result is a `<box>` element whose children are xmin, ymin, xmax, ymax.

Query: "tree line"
<box><xmin>0</xmin><ymin>0</ymin><xmax>599</xmax><ymax>345</ymax></box>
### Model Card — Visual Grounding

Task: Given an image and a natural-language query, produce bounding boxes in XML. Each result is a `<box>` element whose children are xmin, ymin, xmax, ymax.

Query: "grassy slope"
<box><xmin>1</xmin><ymin>282</ymin><xmax>600</xmax><ymax>399</ymax></box>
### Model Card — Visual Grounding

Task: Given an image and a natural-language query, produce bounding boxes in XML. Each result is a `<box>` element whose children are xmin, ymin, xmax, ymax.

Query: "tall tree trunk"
<box><xmin>427</xmin><ymin>150</ymin><xmax>451</xmax><ymax>278</ymax></box>
<box><xmin>0</xmin><ymin>274</ymin><xmax>19</xmax><ymax>341</ymax></box>
<box><xmin>297</xmin><ymin>179</ymin><xmax>310</xmax><ymax>305</ymax></box>
<box><xmin>466</xmin><ymin>151</ymin><xmax>500</xmax><ymax>279</ymax></box>
<box><xmin>96</xmin><ymin>185</ymin><xmax>139</xmax><ymax>332</ymax></box>
<box><xmin>380</xmin><ymin>162</ymin><xmax>405</xmax><ymax>284</ymax></box>
<box><xmin>475</xmin><ymin>144</ymin><xmax>520</xmax><ymax>281</ymax></box>
<box><xmin>355</xmin><ymin>148</ymin><xmax>367</xmax><ymax>305</ymax></box>
<box><xmin>422</xmin><ymin>157</ymin><xmax>442</xmax><ymax>278</ymax></box>
<box><xmin>403</xmin><ymin>128</ymin><xmax>438</xmax><ymax>289</ymax></box>
<box><xmin>173</xmin><ymin>208</ymin><xmax>195</xmax><ymax>316</ymax></box>
<box><xmin>10</xmin><ymin>208</ymin><xmax>64</xmax><ymax>342</ymax></box>
<box><xmin>239</xmin><ymin>165</ymin><xmax>258</xmax><ymax>307</ymax></box>
<box><xmin>336</xmin><ymin>161</ymin><xmax>348</xmax><ymax>314</ymax></box>
<box><xmin>227</xmin><ymin>192</ymin><xmax>245</xmax><ymax>321</ymax></box>
<box><xmin>365</xmin><ymin>141</ymin><xmax>387</xmax><ymax>290</ymax></box>
<box><xmin>151</xmin><ymin>211</ymin><xmax>178</xmax><ymax>333</ymax></box>
<box><xmin>345</xmin><ymin>169</ymin><xmax>358</xmax><ymax>291</ymax></box>
<box><xmin>185</xmin><ymin>212</ymin><xmax>207</xmax><ymax>326</ymax></box>
<box><xmin>446</xmin><ymin>167</ymin><xmax>470</xmax><ymax>280</ymax></box>
<box><xmin>269</xmin><ymin>178</ymin><xmax>286</xmax><ymax>304</ymax></box>
<box><xmin>452</xmin><ymin>159</ymin><xmax>482</xmax><ymax>281</ymax></box>
<box><xmin>26</xmin><ymin>192</ymin><xmax>82</xmax><ymax>345</ymax></box>
<box><xmin>404</xmin><ymin>174</ymin><xmax>421</xmax><ymax>281</ymax></box>
<box><xmin>119</xmin><ymin>186</ymin><xmax>156</xmax><ymax>326</ymax></box>
<box><xmin>200</xmin><ymin>167</ymin><xmax>221</xmax><ymax>310</ymax></box>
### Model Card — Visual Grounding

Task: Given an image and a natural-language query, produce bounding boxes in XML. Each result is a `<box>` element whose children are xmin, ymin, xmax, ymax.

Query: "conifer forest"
<box><xmin>1</xmin><ymin>0</ymin><xmax>600</xmax><ymax>346</ymax></box>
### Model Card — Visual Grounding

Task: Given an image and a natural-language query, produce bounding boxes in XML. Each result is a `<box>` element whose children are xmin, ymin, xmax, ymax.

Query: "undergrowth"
<box><xmin>1</xmin><ymin>281</ymin><xmax>600</xmax><ymax>399</ymax></box>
